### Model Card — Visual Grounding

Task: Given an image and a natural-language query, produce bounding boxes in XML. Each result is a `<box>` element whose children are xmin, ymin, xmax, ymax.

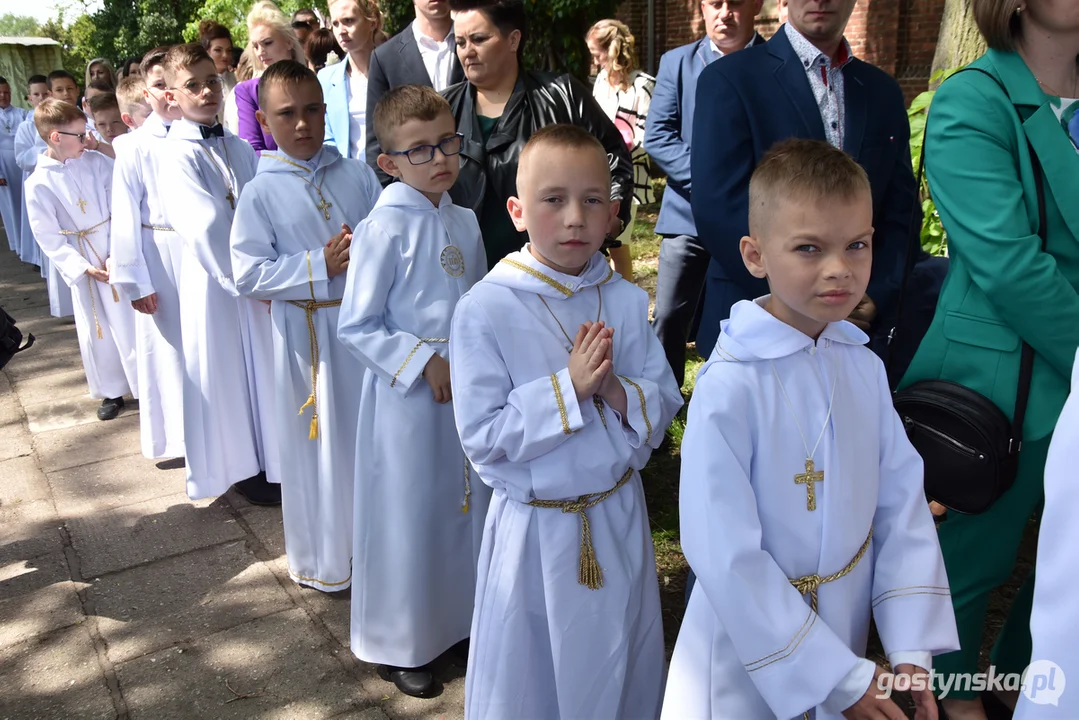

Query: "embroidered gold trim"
<box><xmin>599</xmin><ymin>266</ymin><xmax>615</xmax><ymax>285</ymax></box>
<box><xmin>593</xmin><ymin>396</ymin><xmax>607</xmax><ymax>428</ymax></box>
<box><xmin>141</xmin><ymin>223</ymin><xmax>175</xmax><ymax>232</ymax></box>
<box><xmin>288</xmin><ymin>565</ymin><xmax>352</xmax><ymax>588</ymax></box>
<box><xmin>500</xmin><ymin>258</ymin><xmax>573</xmax><ymax>297</ymax></box>
<box><xmin>871</xmin><ymin>585</ymin><xmax>951</xmax><ymax>604</ymax></box>
<box><xmin>462</xmin><ymin>459</ymin><xmax>472</xmax><ymax>513</ymax></box>
<box><xmin>551</xmin><ymin>373</ymin><xmax>572</xmax><ymax>435</ymax></box>
<box><xmin>745</xmin><ymin>610</ymin><xmax>817</xmax><ymax>672</ymax></box>
<box><xmin>619</xmin><ymin>376</ymin><xmax>652</xmax><ymax>444</ymax></box>
<box><xmin>715</xmin><ymin>338</ymin><xmax>743</xmax><ymax>363</ymax></box>
<box><xmin>305</xmin><ymin>251</ymin><xmax>315</xmax><ymax>301</ymax></box>
<box><xmin>872</xmin><ymin>589</ymin><xmax>952</xmax><ymax>608</ymax></box>
<box><xmin>391</xmin><ymin>340</ymin><xmax>426</xmax><ymax>388</ymax></box>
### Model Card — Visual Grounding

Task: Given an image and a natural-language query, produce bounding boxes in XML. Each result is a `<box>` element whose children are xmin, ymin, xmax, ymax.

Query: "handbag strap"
<box><xmin>893</xmin><ymin>66</ymin><xmax>1045</xmax><ymax>453</ymax></box>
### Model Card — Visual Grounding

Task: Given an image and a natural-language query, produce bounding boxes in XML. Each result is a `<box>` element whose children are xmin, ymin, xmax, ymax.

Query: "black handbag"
<box><xmin>890</xmin><ymin>68</ymin><xmax>1043</xmax><ymax>515</ymax></box>
<box><xmin>0</xmin><ymin>305</ymin><xmax>34</xmax><ymax>371</ymax></box>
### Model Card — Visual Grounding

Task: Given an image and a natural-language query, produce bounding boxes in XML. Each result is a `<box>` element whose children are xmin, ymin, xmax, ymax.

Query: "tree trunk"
<box><xmin>930</xmin><ymin>0</ymin><xmax>988</xmax><ymax>86</ymax></box>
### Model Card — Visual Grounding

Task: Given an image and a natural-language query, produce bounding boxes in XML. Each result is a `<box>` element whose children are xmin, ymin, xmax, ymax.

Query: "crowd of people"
<box><xmin>1</xmin><ymin>0</ymin><xmax>1077</xmax><ymax>717</ymax></box>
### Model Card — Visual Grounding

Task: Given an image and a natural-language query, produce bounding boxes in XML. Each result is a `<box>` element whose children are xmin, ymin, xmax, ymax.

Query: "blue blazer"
<box><xmin>644</xmin><ymin>34</ymin><xmax>765</xmax><ymax>238</ymax></box>
<box><xmin>690</xmin><ymin>27</ymin><xmax>918</xmax><ymax>358</ymax></box>
<box><xmin>318</xmin><ymin>60</ymin><xmax>352</xmax><ymax>155</ymax></box>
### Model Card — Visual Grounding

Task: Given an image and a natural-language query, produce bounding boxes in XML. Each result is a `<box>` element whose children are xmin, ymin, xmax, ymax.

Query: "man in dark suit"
<box><xmin>644</xmin><ymin>0</ymin><xmax>766</xmax><ymax>388</ymax></box>
<box><xmin>690</xmin><ymin>0</ymin><xmax>918</xmax><ymax>360</ymax></box>
<box><xmin>365</xmin><ymin>0</ymin><xmax>465</xmax><ymax>184</ymax></box>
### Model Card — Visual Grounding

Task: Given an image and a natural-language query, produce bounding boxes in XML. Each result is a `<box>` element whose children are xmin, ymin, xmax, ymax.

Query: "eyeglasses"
<box><xmin>55</xmin><ymin>130</ymin><xmax>87</xmax><ymax>142</ymax></box>
<box><xmin>385</xmin><ymin>133</ymin><xmax>464</xmax><ymax>166</ymax></box>
<box><xmin>172</xmin><ymin>75</ymin><xmax>224</xmax><ymax>96</ymax></box>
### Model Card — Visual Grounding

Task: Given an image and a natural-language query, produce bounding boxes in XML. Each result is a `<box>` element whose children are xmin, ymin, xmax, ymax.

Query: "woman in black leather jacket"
<box><xmin>444</xmin><ymin>0</ymin><xmax>635</xmax><ymax>270</ymax></box>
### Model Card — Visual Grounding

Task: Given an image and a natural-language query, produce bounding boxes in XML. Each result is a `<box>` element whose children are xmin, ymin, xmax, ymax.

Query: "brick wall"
<box><xmin>616</xmin><ymin>0</ymin><xmax>946</xmax><ymax>104</ymax></box>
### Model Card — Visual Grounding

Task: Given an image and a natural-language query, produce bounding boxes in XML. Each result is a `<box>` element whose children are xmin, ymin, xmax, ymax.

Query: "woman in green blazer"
<box><xmin>899</xmin><ymin>1</ymin><xmax>1079</xmax><ymax>716</ymax></box>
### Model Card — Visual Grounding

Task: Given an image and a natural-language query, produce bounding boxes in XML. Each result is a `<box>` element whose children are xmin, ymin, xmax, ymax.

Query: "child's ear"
<box><xmin>608</xmin><ymin>198</ymin><xmax>621</xmax><ymax>229</ymax></box>
<box><xmin>740</xmin><ymin>235</ymin><xmax>768</xmax><ymax>279</ymax></box>
<box><xmin>506</xmin><ymin>196</ymin><xmax>526</xmax><ymax>232</ymax></box>
<box><xmin>121</xmin><ymin>112</ymin><xmax>136</xmax><ymax>129</ymax></box>
<box><xmin>163</xmin><ymin>89</ymin><xmax>177</xmax><ymax>107</ymax></box>
<box><xmin>376</xmin><ymin>153</ymin><xmax>403</xmax><ymax>179</ymax></box>
<box><xmin>255</xmin><ymin>109</ymin><xmax>271</xmax><ymax>137</ymax></box>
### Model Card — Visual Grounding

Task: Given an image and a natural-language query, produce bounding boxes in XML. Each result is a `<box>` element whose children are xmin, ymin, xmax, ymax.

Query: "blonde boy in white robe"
<box><xmin>450</xmin><ymin>124</ymin><xmax>683</xmax><ymax>720</ymax></box>
<box><xmin>15</xmin><ymin>76</ymin><xmax>49</xmax><ymax>268</ymax></box>
<box><xmin>1013</xmin><ymin>347</ymin><xmax>1079</xmax><ymax>720</ymax></box>
<box><xmin>111</xmin><ymin>48</ymin><xmax>186</xmax><ymax>461</ymax></box>
<box><xmin>157</xmin><ymin>43</ymin><xmax>278</xmax><ymax>505</ymax></box>
<box><xmin>24</xmin><ymin>99</ymin><xmax>136</xmax><ymax>419</ymax></box>
<box><xmin>0</xmin><ymin>77</ymin><xmax>29</xmax><ymax>251</ymax></box>
<box><xmin>231</xmin><ymin>61</ymin><xmax>381</xmax><ymax>592</ymax></box>
<box><xmin>337</xmin><ymin>84</ymin><xmax>489</xmax><ymax>699</ymax></box>
<box><xmin>662</xmin><ymin>139</ymin><xmax>959</xmax><ymax>720</ymax></box>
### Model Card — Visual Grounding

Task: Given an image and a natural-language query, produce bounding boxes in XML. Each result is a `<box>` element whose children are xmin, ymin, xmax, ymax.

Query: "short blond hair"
<box><xmin>972</xmin><ymin>0</ymin><xmax>1021</xmax><ymax>52</ymax></box>
<box><xmin>115</xmin><ymin>75</ymin><xmax>150</xmax><ymax>117</ymax></box>
<box><xmin>247</xmin><ymin>0</ymin><xmax>307</xmax><ymax>74</ymax></box>
<box><xmin>586</xmin><ymin>19</ymin><xmax>638</xmax><ymax>90</ymax></box>
<box><xmin>372</xmin><ymin>84</ymin><xmax>452</xmax><ymax>151</ymax></box>
<box><xmin>748</xmin><ymin>138</ymin><xmax>870</xmax><ymax>236</ymax></box>
<box><xmin>517</xmin><ymin>123</ymin><xmax>611</xmax><ymax>185</ymax></box>
<box><xmin>34</xmin><ymin>98</ymin><xmax>86</xmax><ymax>142</ymax></box>
<box><xmin>329</xmin><ymin>0</ymin><xmax>386</xmax><ymax>44</ymax></box>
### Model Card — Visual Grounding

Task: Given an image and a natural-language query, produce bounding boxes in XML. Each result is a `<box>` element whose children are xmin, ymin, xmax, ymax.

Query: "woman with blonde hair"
<box><xmin>230</xmin><ymin>0</ymin><xmax>307</xmax><ymax>153</ymax></box>
<box><xmin>318</xmin><ymin>0</ymin><xmax>385</xmax><ymax>159</ymax></box>
<box><xmin>586</xmin><ymin>19</ymin><xmax>654</xmax><ymax>281</ymax></box>
<box><xmin>85</xmin><ymin>58</ymin><xmax>116</xmax><ymax>89</ymax></box>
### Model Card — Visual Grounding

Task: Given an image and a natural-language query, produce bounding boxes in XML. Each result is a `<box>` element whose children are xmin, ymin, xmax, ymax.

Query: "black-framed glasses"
<box><xmin>56</xmin><ymin>130</ymin><xmax>87</xmax><ymax>142</ymax></box>
<box><xmin>385</xmin><ymin>133</ymin><xmax>464</xmax><ymax>166</ymax></box>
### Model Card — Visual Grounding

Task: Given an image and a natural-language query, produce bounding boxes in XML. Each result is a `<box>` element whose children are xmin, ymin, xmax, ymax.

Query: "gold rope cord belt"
<box><xmin>58</xmin><ymin>216</ymin><xmax>115</xmax><ymax>340</ymax></box>
<box><xmin>141</xmin><ymin>223</ymin><xmax>175</xmax><ymax>232</ymax></box>
<box><xmin>527</xmin><ymin>467</ymin><xmax>634</xmax><ymax>590</ymax></box>
<box><xmin>286</xmin><ymin>299</ymin><xmax>343</xmax><ymax>440</ymax></box>
<box><xmin>789</xmin><ymin>528</ymin><xmax>874</xmax><ymax>613</ymax></box>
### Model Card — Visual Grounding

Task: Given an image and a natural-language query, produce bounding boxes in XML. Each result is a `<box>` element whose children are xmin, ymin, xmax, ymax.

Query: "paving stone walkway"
<box><xmin>0</xmin><ymin>247</ymin><xmax>466</xmax><ymax>719</ymax></box>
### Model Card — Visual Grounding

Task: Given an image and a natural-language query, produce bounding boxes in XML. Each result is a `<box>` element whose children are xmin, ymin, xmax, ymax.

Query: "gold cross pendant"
<box><xmin>76</xmin><ymin>198</ymin><xmax>88</xmax><ymax>214</ymax></box>
<box><xmin>794</xmin><ymin>458</ymin><xmax>824</xmax><ymax>511</ymax></box>
<box><xmin>225</xmin><ymin>190</ymin><xmax>236</xmax><ymax>209</ymax></box>
<box><xmin>316</xmin><ymin>197</ymin><xmax>332</xmax><ymax>221</ymax></box>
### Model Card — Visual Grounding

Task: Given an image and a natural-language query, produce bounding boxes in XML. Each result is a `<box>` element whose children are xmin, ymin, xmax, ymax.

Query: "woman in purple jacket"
<box><xmin>234</xmin><ymin>0</ymin><xmax>306</xmax><ymax>153</ymax></box>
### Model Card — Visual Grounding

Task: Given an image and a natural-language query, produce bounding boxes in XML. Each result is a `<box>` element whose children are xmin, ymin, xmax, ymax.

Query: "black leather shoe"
<box><xmin>377</xmin><ymin>664</ymin><xmax>435</xmax><ymax>698</ymax></box>
<box><xmin>97</xmin><ymin>397</ymin><xmax>124</xmax><ymax>420</ymax></box>
<box><xmin>231</xmin><ymin>472</ymin><xmax>281</xmax><ymax>506</ymax></box>
<box><xmin>448</xmin><ymin>638</ymin><xmax>469</xmax><ymax>666</ymax></box>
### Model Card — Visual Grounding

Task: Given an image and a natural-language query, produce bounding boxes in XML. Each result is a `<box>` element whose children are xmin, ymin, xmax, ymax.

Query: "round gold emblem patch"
<box><xmin>440</xmin><ymin>245</ymin><xmax>465</xmax><ymax>278</ymax></box>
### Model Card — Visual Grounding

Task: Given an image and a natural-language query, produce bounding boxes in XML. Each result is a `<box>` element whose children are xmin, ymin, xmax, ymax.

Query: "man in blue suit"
<box><xmin>644</xmin><ymin>0</ymin><xmax>765</xmax><ymax>388</ymax></box>
<box><xmin>690</xmin><ymin>0</ymin><xmax>918</xmax><ymax>359</ymax></box>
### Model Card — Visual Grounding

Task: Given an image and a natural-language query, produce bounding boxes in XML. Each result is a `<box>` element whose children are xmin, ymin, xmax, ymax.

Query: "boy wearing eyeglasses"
<box><xmin>337</xmin><ymin>84</ymin><xmax>488</xmax><ymax>699</ymax></box>
<box><xmin>24</xmin><ymin>98</ymin><xmax>137</xmax><ymax>421</ymax></box>
<box><xmin>157</xmin><ymin>43</ymin><xmax>278</xmax><ymax>506</ymax></box>
<box><xmin>229</xmin><ymin>60</ymin><xmax>381</xmax><ymax>594</ymax></box>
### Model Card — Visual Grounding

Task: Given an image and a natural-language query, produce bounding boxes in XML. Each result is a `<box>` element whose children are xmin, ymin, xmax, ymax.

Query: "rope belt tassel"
<box><xmin>527</xmin><ymin>468</ymin><xmax>634</xmax><ymax>590</ymax></box>
<box><xmin>287</xmin><ymin>299</ymin><xmax>342</xmax><ymax>439</ymax></box>
<box><xmin>789</xmin><ymin>528</ymin><xmax>873</xmax><ymax>613</ymax></box>
<box><xmin>59</xmin><ymin>217</ymin><xmax>112</xmax><ymax>340</ymax></box>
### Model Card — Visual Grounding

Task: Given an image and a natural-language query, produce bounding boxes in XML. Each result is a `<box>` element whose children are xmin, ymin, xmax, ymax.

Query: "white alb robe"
<box><xmin>336</xmin><ymin>184</ymin><xmax>490</xmax><ymax>666</ymax></box>
<box><xmin>662</xmin><ymin>299</ymin><xmax>960</xmax><ymax>720</ymax></box>
<box><xmin>14</xmin><ymin>115</ymin><xmax>42</xmax><ymax>266</ymax></box>
<box><xmin>111</xmin><ymin>112</ymin><xmax>185</xmax><ymax>459</ymax></box>
<box><xmin>1014</xmin><ymin>347</ymin><xmax>1079</xmax><ymax>720</ymax></box>
<box><xmin>24</xmin><ymin>151</ymin><xmax>137</xmax><ymax>400</ymax></box>
<box><xmin>449</xmin><ymin>249</ymin><xmax>683</xmax><ymax>719</ymax></box>
<box><xmin>0</xmin><ymin>104</ymin><xmax>29</xmax><ymax>251</ymax></box>
<box><xmin>231</xmin><ymin>145</ymin><xmax>381</xmax><ymax>591</ymax></box>
<box><xmin>160</xmin><ymin>118</ymin><xmax>263</xmax><ymax>499</ymax></box>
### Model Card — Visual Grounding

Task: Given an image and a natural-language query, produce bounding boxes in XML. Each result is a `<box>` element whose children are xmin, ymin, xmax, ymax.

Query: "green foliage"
<box><xmin>0</xmin><ymin>13</ymin><xmax>41</xmax><ymax>37</ymax></box>
<box><xmin>182</xmin><ymin>0</ymin><xmax>328</xmax><ymax>50</ymax></box>
<box><xmin>907</xmin><ymin>66</ymin><xmax>961</xmax><ymax>257</ymax></box>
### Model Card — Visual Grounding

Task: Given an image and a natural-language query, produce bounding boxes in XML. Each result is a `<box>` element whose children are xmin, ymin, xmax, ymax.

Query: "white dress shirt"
<box><xmin>412</xmin><ymin>21</ymin><xmax>455</xmax><ymax>92</ymax></box>
<box><xmin>346</xmin><ymin>58</ymin><xmax>368</xmax><ymax>161</ymax></box>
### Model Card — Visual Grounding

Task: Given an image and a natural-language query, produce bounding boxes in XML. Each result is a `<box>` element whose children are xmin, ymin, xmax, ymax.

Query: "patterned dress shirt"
<box><xmin>783</xmin><ymin>23</ymin><xmax>854</xmax><ymax>150</ymax></box>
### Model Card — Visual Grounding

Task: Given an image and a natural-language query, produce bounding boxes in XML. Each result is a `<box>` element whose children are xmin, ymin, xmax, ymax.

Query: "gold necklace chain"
<box><xmin>198</xmin><ymin>137</ymin><xmax>237</xmax><ymax>209</ymax></box>
<box><xmin>265</xmin><ymin>155</ymin><xmax>334</xmax><ymax>221</ymax></box>
<box><xmin>537</xmin><ymin>286</ymin><xmax>603</xmax><ymax>350</ymax></box>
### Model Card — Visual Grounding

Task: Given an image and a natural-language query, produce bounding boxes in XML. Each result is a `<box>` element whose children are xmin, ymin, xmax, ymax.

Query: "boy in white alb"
<box><xmin>24</xmin><ymin>99</ymin><xmax>136</xmax><ymax>420</ymax></box>
<box><xmin>450</xmin><ymin>124</ymin><xmax>683</xmax><ymax>720</ymax></box>
<box><xmin>1014</xmin><ymin>348</ymin><xmax>1079</xmax><ymax>720</ymax></box>
<box><xmin>114</xmin><ymin>75</ymin><xmax>151</xmax><ymax>132</ymax></box>
<box><xmin>110</xmin><ymin>47</ymin><xmax>187</xmax><ymax>461</ymax></box>
<box><xmin>157</xmin><ymin>43</ymin><xmax>278</xmax><ymax>505</ymax></box>
<box><xmin>15</xmin><ymin>75</ymin><xmax>50</xmax><ymax>268</ymax></box>
<box><xmin>337</xmin><ymin>85</ymin><xmax>489</xmax><ymax>699</ymax></box>
<box><xmin>662</xmin><ymin>139</ymin><xmax>959</xmax><ymax>720</ymax></box>
<box><xmin>0</xmin><ymin>76</ymin><xmax>29</xmax><ymax>252</ymax></box>
<box><xmin>231</xmin><ymin>61</ymin><xmax>381</xmax><ymax>591</ymax></box>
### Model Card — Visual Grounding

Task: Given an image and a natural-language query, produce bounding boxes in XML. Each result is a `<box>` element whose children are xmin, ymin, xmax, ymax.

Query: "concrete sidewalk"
<box><xmin>0</xmin><ymin>246</ymin><xmax>466</xmax><ymax>719</ymax></box>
